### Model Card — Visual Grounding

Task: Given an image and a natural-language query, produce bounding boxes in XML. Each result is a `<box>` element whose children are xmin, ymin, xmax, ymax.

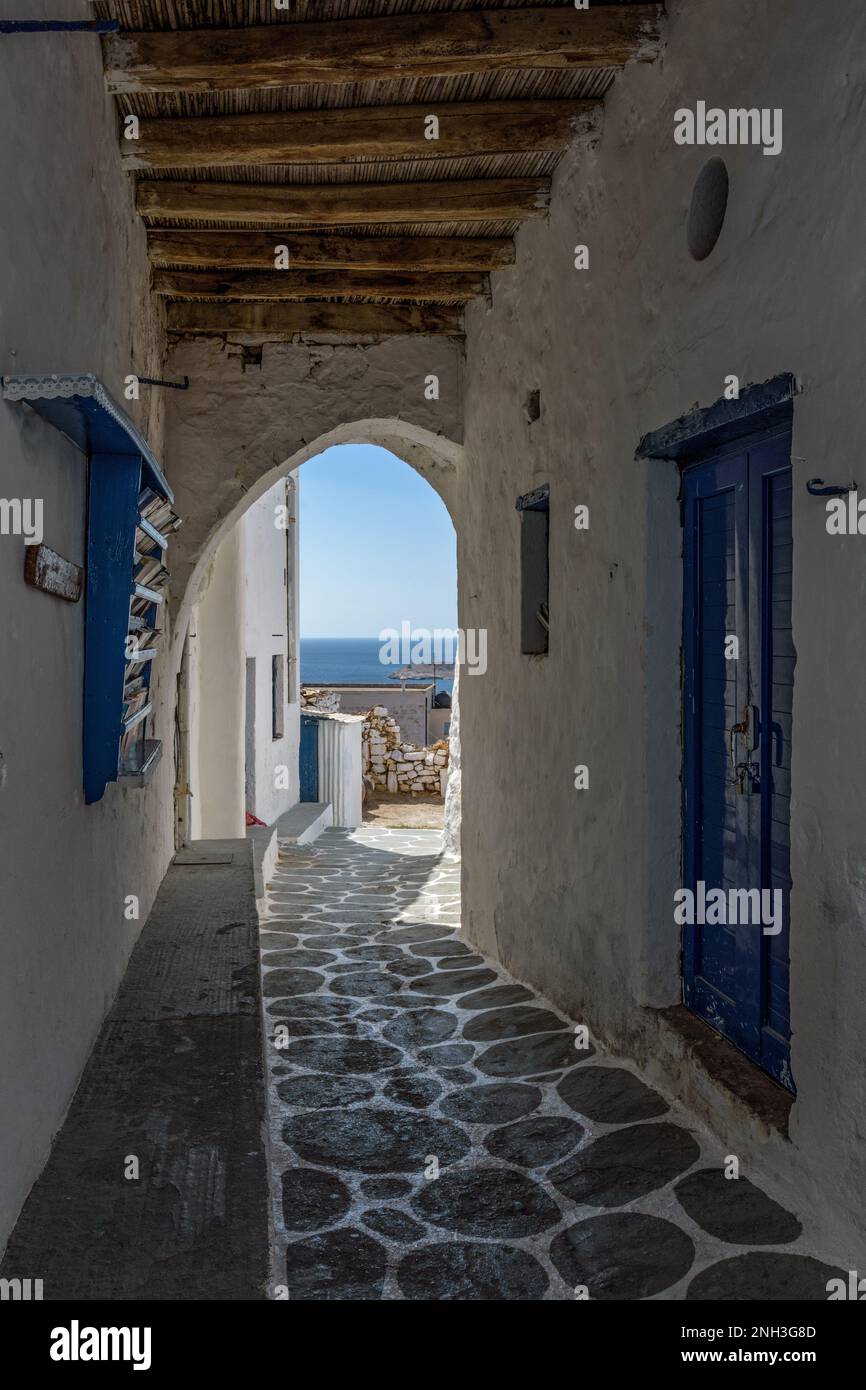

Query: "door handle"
<box><xmin>729</xmin><ymin>706</ymin><xmax>750</xmax><ymax>768</ymax></box>
<box><xmin>748</xmin><ymin>703</ymin><xmax>761</xmax><ymax>755</ymax></box>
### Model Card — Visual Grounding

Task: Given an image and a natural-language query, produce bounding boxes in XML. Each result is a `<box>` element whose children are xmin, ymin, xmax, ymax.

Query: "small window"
<box><xmin>272</xmin><ymin>654</ymin><xmax>285</xmax><ymax>739</ymax></box>
<box><xmin>516</xmin><ymin>485</ymin><xmax>550</xmax><ymax>655</ymax></box>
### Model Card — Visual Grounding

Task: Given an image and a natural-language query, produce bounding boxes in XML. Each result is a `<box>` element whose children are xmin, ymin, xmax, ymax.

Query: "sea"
<box><xmin>301</xmin><ymin>637</ymin><xmax>454</xmax><ymax>697</ymax></box>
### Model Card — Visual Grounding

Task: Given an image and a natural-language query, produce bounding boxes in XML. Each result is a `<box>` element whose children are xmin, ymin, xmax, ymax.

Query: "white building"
<box><xmin>186</xmin><ymin>475</ymin><xmax>300</xmax><ymax>837</ymax></box>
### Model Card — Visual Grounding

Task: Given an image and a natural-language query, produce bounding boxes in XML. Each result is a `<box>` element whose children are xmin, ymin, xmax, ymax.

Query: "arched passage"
<box><xmin>170</xmin><ymin>415</ymin><xmax>464</xmax><ymax>676</ymax></box>
<box><xmin>171</xmin><ymin>412</ymin><xmax>465</xmax><ymax>851</ymax></box>
<box><xmin>161</xmin><ymin>332</ymin><xmax>465</xmax><ymax>675</ymax></box>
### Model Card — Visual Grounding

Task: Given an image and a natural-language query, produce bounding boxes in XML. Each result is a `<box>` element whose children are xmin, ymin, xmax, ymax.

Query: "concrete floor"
<box><xmin>363</xmin><ymin>790</ymin><xmax>445</xmax><ymax>829</ymax></box>
<box><xmin>260</xmin><ymin>828</ymin><xmax>845</xmax><ymax>1301</ymax></box>
<box><xmin>0</xmin><ymin>842</ymin><xmax>269</xmax><ymax>1300</ymax></box>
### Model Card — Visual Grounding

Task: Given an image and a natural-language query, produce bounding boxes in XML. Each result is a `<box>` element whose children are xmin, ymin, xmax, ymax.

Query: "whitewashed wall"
<box><xmin>0</xmin><ymin>5</ymin><xmax>170</xmax><ymax>1254</ymax></box>
<box><xmin>188</xmin><ymin>525</ymin><xmax>246</xmax><ymax>840</ymax></box>
<box><xmin>242</xmin><ymin>478</ymin><xmax>300</xmax><ymax>823</ymax></box>
<box><xmin>458</xmin><ymin>0</ymin><xmax>866</xmax><ymax>1260</ymax></box>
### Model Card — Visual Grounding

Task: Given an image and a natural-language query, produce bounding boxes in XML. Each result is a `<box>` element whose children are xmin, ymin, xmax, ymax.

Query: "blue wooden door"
<box><xmin>683</xmin><ymin>430</ymin><xmax>794</xmax><ymax>1090</ymax></box>
<box><xmin>299</xmin><ymin>714</ymin><xmax>319</xmax><ymax>803</ymax></box>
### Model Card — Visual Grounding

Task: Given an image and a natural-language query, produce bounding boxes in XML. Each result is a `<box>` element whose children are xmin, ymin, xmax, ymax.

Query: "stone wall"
<box><xmin>301</xmin><ymin>687</ymin><xmax>341</xmax><ymax>714</ymax></box>
<box><xmin>362</xmin><ymin>706</ymin><xmax>449</xmax><ymax>797</ymax></box>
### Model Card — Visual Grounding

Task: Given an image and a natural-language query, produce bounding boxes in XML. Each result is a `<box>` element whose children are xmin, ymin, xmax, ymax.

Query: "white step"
<box><xmin>276</xmin><ymin>801</ymin><xmax>333</xmax><ymax>846</ymax></box>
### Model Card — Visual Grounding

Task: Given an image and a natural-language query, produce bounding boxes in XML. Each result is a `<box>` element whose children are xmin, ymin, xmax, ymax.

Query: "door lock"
<box><xmin>734</xmin><ymin>760</ymin><xmax>761</xmax><ymax>795</ymax></box>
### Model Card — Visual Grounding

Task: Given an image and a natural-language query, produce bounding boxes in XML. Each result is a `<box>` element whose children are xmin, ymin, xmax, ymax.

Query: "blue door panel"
<box><xmin>299</xmin><ymin>714</ymin><xmax>319</xmax><ymax>802</ymax></box>
<box><xmin>683</xmin><ymin>430</ymin><xmax>794</xmax><ymax>1091</ymax></box>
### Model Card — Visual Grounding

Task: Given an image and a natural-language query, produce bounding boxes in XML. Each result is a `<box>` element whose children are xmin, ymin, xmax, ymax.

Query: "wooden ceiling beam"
<box><xmin>137</xmin><ymin>177</ymin><xmax>550</xmax><ymax>226</ymax></box>
<box><xmin>153</xmin><ymin>268</ymin><xmax>486</xmax><ymax>303</ymax></box>
<box><xmin>122</xmin><ymin>100</ymin><xmax>593</xmax><ymax>170</ymax></box>
<box><xmin>165</xmin><ymin>301</ymin><xmax>464</xmax><ymax>336</ymax></box>
<box><xmin>146</xmin><ymin>230</ymin><xmax>515</xmax><ymax>272</ymax></box>
<box><xmin>104</xmin><ymin>5</ymin><xmax>663</xmax><ymax>93</ymax></box>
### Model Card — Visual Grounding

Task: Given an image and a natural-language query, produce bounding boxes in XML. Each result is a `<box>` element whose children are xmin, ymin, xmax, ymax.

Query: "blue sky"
<box><xmin>299</xmin><ymin>444</ymin><xmax>457</xmax><ymax>638</ymax></box>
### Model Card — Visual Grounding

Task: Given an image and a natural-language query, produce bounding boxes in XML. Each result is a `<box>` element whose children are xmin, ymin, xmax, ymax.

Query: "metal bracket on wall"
<box><xmin>138</xmin><ymin>375</ymin><xmax>190</xmax><ymax>391</ymax></box>
<box><xmin>805</xmin><ymin>477</ymin><xmax>857</xmax><ymax>497</ymax></box>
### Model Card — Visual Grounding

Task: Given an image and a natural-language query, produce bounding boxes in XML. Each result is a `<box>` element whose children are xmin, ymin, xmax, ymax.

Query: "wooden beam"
<box><xmin>147</xmin><ymin>230</ymin><xmax>515</xmax><ymax>272</ymax></box>
<box><xmin>122</xmin><ymin>100</ymin><xmax>592</xmax><ymax>170</ymax></box>
<box><xmin>24</xmin><ymin>544</ymin><xmax>83</xmax><ymax>603</ymax></box>
<box><xmin>153</xmin><ymin>268</ymin><xmax>486</xmax><ymax>304</ymax></box>
<box><xmin>165</xmin><ymin>301</ymin><xmax>463</xmax><ymax>336</ymax></box>
<box><xmin>137</xmin><ymin>177</ymin><xmax>550</xmax><ymax>226</ymax></box>
<box><xmin>104</xmin><ymin>5</ymin><xmax>663</xmax><ymax>93</ymax></box>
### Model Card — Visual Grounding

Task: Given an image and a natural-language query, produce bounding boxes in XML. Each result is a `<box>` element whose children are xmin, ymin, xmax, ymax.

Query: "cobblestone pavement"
<box><xmin>258</xmin><ymin>827</ymin><xmax>843</xmax><ymax>1301</ymax></box>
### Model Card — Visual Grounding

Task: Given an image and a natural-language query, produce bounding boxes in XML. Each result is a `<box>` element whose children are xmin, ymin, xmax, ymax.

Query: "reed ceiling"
<box><xmin>93</xmin><ymin>1</ymin><xmax>663</xmax><ymax>339</ymax></box>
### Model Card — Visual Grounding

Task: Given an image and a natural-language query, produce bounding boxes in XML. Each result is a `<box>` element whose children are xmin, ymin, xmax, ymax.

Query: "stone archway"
<box><xmin>162</xmin><ymin>334</ymin><xmax>465</xmax><ymax>670</ymax></box>
<box><xmin>162</xmin><ymin>333</ymin><xmax>466</xmax><ymax>849</ymax></box>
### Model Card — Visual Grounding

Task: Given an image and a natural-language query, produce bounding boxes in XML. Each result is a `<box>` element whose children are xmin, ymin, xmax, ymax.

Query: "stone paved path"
<box><xmin>258</xmin><ymin>827</ymin><xmax>843</xmax><ymax>1301</ymax></box>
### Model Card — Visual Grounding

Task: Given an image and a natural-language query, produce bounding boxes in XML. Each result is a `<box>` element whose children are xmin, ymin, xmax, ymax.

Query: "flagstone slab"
<box><xmin>675</xmin><ymin>1169</ymin><xmax>802</xmax><ymax>1245</ymax></box>
<box><xmin>398</xmin><ymin>1242</ymin><xmax>549</xmax><ymax>1301</ymax></box>
<box><xmin>484</xmin><ymin>1115</ymin><xmax>584</xmax><ymax>1167</ymax></box>
<box><xmin>329</xmin><ymin>971</ymin><xmax>401</xmax><ymax>999</ymax></box>
<box><xmin>266</xmin><ymin>996</ymin><xmax>354</xmax><ymax>1019</ymax></box>
<box><xmin>413</xmin><ymin>1168</ymin><xmax>561</xmax><ymax>1238</ymax></box>
<box><xmin>381</xmin><ymin>925</ymin><xmax>454</xmax><ymax>944</ymax></box>
<box><xmin>384</xmin><ymin>1072</ymin><xmax>443</xmax><ymax>1108</ymax></box>
<box><xmin>551</xmin><ymin>1214</ymin><xmax>695</xmax><ymax>1300</ymax></box>
<box><xmin>382</xmin><ymin>1009</ymin><xmax>457</xmax><ymax>1049</ymax></box>
<box><xmin>345</xmin><ymin>944</ymin><xmax>406</xmax><ymax>962</ymax></box>
<box><xmin>410</xmin><ymin>967</ymin><xmax>498</xmax><ymax>997</ymax></box>
<box><xmin>557</xmin><ymin>1065</ymin><xmax>669</xmax><ymax>1123</ymax></box>
<box><xmin>476</xmin><ymin>1031</ymin><xmax>584</xmax><ymax>1077</ymax></box>
<box><xmin>386</xmin><ymin>956</ymin><xmax>435</xmax><ymax>975</ymax></box>
<box><xmin>455</xmin><ymin>983</ymin><xmax>534</xmax><ymax>1010</ymax></box>
<box><xmin>463</xmin><ymin>1004</ymin><xmax>567</xmax><ymax>1042</ymax></box>
<box><xmin>418</xmin><ymin>1042</ymin><xmax>475</xmax><ymax>1066</ymax></box>
<box><xmin>439</xmin><ymin>1082</ymin><xmax>542</xmax><ymax>1125</ymax></box>
<box><xmin>281</xmin><ymin>1168</ymin><xmax>351</xmax><ymax>1232</ymax></box>
<box><xmin>264</xmin><ymin>949</ymin><xmax>336</xmax><ymax>968</ymax></box>
<box><xmin>550</xmin><ymin>1123</ymin><xmax>701</xmax><ymax>1207</ymax></box>
<box><xmin>285</xmin><ymin>1229</ymin><xmax>386</xmax><ymax>1300</ymax></box>
<box><xmin>410</xmin><ymin>940</ymin><xmax>474</xmax><ymax>959</ymax></box>
<box><xmin>283</xmin><ymin>1108</ymin><xmax>470</xmax><ymax>1174</ymax></box>
<box><xmin>275</xmin><ymin>1073</ymin><xmax>375</xmax><ymax>1109</ymax></box>
<box><xmin>362</xmin><ymin>1208</ymin><xmax>426</xmax><ymax>1244</ymax></box>
<box><xmin>280</xmin><ymin>1036</ymin><xmax>403</xmax><ymax>1075</ymax></box>
<box><xmin>686</xmin><ymin>1252</ymin><xmax>845</xmax><ymax>1301</ymax></box>
<box><xmin>262</xmin><ymin>967</ymin><xmax>325</xmax><ymax>997</ymax></box>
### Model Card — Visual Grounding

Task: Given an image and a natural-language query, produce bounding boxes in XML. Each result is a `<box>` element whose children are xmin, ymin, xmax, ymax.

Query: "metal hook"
<box><xmin>138</xmin><ymin>375</ymin><xmax>190</xmax><ymax>392</ymax></box>
<box><xmin>806</xmin><ymin>477</ymin><xmax>856</xmax><ymax>497</ymax></box>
